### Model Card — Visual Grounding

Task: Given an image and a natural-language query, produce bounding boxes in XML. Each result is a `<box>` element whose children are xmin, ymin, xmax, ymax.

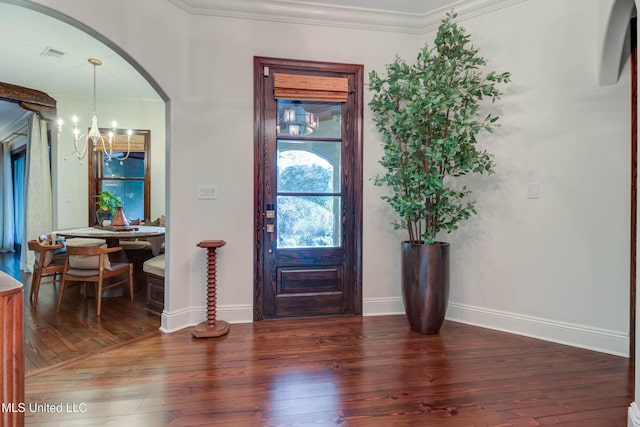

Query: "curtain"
<box><xmin>0</xmin><ymin>141</ymin><xmax>15</xmax><ymax>252</ymax></box>
<box><xmin>20</xmin><ymin>113</ymin><xmax>53</xmax><ymax>273</ymax></box>
<box><xmin>12</xmin><ymin>156</ymin><xmax>24</xmax><ymax>247</ymax></box>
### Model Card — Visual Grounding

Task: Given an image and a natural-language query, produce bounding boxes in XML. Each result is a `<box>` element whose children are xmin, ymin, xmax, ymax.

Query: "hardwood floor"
<box><xmin>24</xmin><ymin>315</ymin><xmax>633</xmax><ymax>426</ymax></box>
<box><xmin>24</xmin><ymin>278</ymin><xmax>160</xmax><ymax>373</ymax></box>
<box><xmin>1</xmin><ymin>250</ymin><xmax>160</xmax><ymax>373</ymax></box>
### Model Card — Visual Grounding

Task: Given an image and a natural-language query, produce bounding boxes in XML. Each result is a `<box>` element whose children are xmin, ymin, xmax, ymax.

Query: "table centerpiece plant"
<box><xmin>95</xmin><ymin>190</ymin><xmax>123</xmax><ymax>225</ymax></box>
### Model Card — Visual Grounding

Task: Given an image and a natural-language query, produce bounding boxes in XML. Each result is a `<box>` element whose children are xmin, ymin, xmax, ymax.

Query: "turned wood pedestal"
<box><xmin>192</xmin><ymin>240</ymin><xmax>230</xmax><ymax>338</ymax></box>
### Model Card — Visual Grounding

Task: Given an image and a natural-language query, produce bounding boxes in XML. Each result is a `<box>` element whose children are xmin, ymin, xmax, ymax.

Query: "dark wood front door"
<box><xmin>254</xmin><ymin>57</ymin><xmax>363</xmax><ymax>320</ymax></box>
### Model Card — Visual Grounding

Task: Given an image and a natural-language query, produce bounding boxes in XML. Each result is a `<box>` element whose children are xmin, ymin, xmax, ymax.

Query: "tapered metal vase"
<box><xmin>111</xmin><ymin>206</ymin><xmax>130</xmax><ymax>227</ymax></box>
<box><xmin>401</xmin><ymin>241</ymin><xmax>450</xmax><ymax>335</ymax></box>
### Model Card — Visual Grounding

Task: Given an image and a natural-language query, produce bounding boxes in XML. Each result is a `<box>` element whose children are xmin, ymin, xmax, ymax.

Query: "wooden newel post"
<box><xmin>193</xmin><ymin>240</ymin><xmax>230</xmax><ymax>338</ymax></box>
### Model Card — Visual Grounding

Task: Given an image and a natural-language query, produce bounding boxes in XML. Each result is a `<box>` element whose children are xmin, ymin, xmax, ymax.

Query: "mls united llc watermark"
<box><xmin>2</xmin><ymin>402</ymin><xmax>88</xmax><ymax>413</ymax></box>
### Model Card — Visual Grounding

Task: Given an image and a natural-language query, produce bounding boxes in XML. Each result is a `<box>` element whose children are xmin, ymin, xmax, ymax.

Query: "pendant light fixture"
<box><xmin>56</xmin><ymin>58</ymin><xmax>132</xmax><ymax>161</ymax></box>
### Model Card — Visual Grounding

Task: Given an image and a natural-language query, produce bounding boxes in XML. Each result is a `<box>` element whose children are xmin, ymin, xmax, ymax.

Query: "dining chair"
<box><xmin>56</xmin><ymin>245</ymin><xmax>134</xmax><ymax>317</ymax></box>
<box><xmin>27</xmin><ymin>235</ymin><xmax>67</xmax><ymax>309</ymax></box>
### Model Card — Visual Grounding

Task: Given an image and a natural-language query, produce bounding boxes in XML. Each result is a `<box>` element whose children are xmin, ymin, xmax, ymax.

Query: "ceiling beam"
<box><xmin>0</xmin><ymin>81</ymin><xmax>57</xmax><ymax>121</ymax></box>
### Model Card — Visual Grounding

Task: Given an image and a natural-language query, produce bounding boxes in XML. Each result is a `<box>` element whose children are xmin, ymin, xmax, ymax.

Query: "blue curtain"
<box><xmin>0</xmin><ymin>142</ymin><xmax>15</xmax><ymax>252</ymax></box>
<box><xmin>12</xmin><ymin>155</ymin><xmax>24</xmax><ymax>247</ymax></box>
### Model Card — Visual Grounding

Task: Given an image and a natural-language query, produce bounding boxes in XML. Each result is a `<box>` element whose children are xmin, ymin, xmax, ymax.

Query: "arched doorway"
<box><xmin>0</xmin><ymin>0</ymin><xmax>169</xmax><ymax>371</ymax></box>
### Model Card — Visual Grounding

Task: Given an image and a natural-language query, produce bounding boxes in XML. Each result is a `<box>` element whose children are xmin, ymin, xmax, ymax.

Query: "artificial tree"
<box><xmin>369</xmin><ymin>12</ymin><xmax>511</xmax><ymax>245</ymax></box>
<box><xmin>368</xmin><ymin>12</ymin><xmax>511</xmax><ymax>334</ymax></box>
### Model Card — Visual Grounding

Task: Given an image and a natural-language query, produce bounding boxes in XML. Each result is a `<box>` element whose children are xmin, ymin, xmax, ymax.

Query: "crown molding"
<box><xmin>418</xmin><ymin>0</ymin><xmax>528</xmax><ymax>32</ymax></box>
<box><xmin>167</xmin><ymin>0</ymin><xmax>528</xmax><ymax>34</ymax></box>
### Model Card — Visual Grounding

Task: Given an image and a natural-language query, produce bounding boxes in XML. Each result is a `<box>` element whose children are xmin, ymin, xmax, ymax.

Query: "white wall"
<box><xmin>443</xmin><ymin>0</ymin><xmax>631</xmax><ymax>355</ymax></box>
<box><xmin>52</xmin><ymin>94</ymin><xmax>165</xmax><ymax>229</ymax></box>
<box><xmin>181</xmin><ymin>13</ymin><xmax>420</xmax><ymax>324</ymax></box>
<box><xmin>24</xmin><ymin>0</ymin><xmax>631</xmax><ymax>357</ymax></box>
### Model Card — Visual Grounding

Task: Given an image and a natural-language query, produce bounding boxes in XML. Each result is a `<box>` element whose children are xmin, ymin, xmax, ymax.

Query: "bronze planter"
<box><xmin>401</xmin><ymin>241</ymin><xmax>450</xmax><ymax>334</ymax></box>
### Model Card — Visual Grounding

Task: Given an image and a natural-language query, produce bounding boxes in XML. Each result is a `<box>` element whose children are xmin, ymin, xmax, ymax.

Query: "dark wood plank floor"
<box><xmin>24</xmin><ymin>315</ymin><xmax>633</xmax><ymax>426</ymax></box>
<box><xmin>24</xmin><ymin>277</ymin><xmax>160</xmax><ymax>373</ymax></box>
<box><xmin>1</xmin><ymin>250</ymin><xmax>160</xmax><ymax>373</ymax></box>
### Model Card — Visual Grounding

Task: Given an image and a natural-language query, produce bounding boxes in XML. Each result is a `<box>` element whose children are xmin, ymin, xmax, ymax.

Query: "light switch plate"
<box><xmin>527</xmin><ymin>183</ymin><xmax>540</xmax><ymax>199</ymax></box>
<box><xmin>198</xmin><ymin>184</ymin><xmax>217</xmax><ymax>200</ymax></box>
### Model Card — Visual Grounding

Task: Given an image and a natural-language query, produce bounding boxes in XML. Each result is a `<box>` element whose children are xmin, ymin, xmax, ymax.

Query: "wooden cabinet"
<box><xmin>0</xmin><ymin>272</ymin><xmax>24</xmax><ymax>427</ymax></box>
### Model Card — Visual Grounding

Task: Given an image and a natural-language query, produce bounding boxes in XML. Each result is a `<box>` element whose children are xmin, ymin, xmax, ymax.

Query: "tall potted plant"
<box><xmin>369</xmin><ymin>12</ymin><xmax>511</xmax><ymax>334</ymax></box>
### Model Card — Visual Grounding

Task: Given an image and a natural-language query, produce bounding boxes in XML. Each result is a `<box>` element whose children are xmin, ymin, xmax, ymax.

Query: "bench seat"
<box><xmin>143</xmin><ymin>254</ymin><xmax>165</xmax><ymax>315</ymax></box>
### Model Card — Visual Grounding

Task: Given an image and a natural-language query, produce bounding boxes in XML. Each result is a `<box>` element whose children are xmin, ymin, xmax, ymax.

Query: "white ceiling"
<box><xmin>0</xmin><ymin>2</ymin><xmax>156</xmax><ymax>99</ymax></box>
<box><xmin>0</xmin><ymin>0</ymin><xmax>463</xmax><ymax>136</ymax></box>
<box><xmin>0</xmin><ymin>1</ymin><xmax>159</xmax><ymax>136</ymax></box>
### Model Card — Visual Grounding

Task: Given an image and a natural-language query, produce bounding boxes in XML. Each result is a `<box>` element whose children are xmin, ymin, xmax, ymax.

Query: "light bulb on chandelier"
<box><xmin>57</xmin><ymin>58</ymin><xmax>133</xmax><ymax>162</ymax></box>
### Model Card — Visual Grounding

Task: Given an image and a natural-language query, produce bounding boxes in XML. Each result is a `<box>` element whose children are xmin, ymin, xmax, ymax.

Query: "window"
<box><xmin>88</xmin><ymin>129</ymin><xmax>150</xmax><ymax>225</ymax></box>
<box><xmin>276</xmin><ymin>100</ymin><xmax>343</xmax><ymax>248</ymax></box>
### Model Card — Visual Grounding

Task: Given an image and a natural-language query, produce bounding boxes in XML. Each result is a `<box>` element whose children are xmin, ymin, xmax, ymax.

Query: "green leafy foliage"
<box><xmin>95</xmin><ymin>190</ymin><xmax>123</xmax><ymax>215</ymax></box>
<box><xmin>369</xmin><ymin>12</ymin><xmax>511</xmax><ymax>244</ymax></box>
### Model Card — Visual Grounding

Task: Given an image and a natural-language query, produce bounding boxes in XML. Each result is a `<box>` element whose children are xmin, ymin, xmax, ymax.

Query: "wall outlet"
<box><xmin>198</xmin><ymin>184</ymin><xmax>217</xmax><ymax>200</ymax></box>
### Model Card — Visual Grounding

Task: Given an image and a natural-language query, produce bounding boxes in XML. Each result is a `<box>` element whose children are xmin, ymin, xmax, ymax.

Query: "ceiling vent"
<box><xmin>40</xmin><ymin>47</ymin><xmax>65</xmax><ymax>59</ymax></box>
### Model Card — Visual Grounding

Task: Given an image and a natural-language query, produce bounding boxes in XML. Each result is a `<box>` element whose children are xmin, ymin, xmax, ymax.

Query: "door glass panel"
<box><xmin>277</xmin><ymin>195</ymin><xmax>341</xmax><ymax>248</ymax></box>
<box><xmin>277</xmin><ymin>140</ymin><xmax>341</xmax><ymax>193</ymax></box>
<box><xmin>277</xmin><ymin>100</ymin><xmax>342</xmax><ymax>138</ymax></box>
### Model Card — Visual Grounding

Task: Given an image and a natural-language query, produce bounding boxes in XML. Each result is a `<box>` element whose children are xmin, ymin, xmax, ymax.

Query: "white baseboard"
<box><xmin>160</xmin><ymin>307</ymin><xmax>195</xmax><ymax>333</ymax></box>
<box><xmin>162</xmin><ymin>299</ymin><xmax>404</xmax><ymax>332</ymax></box>
<box><xmin>160</xmin><ymin>299</ymin><xmax>628</xmax><ymax>357</ymax></box>
<box><xmin>629</xmin><ymin>402</ymin><xmax>640</xmax><ymax>427</ymax></box>
<box><xmin>363</xmin><ymin>297</ymin><xmax>404</xmax><ymax>316</ymax></box>
<box><xmin>217</xmin><ymin>304</ymin><xmax>254</xmax><ymax>323</ymax></box>
<box><xmin>447</xmin><ymin>302</ymin><xmax>629</xmax><ymax>357</ymax></box>
<box><xmin>362</xmin><ymin>299</ymin><xmax>629</xmax><ymax>357</ymax></box>
<box><xmin>160</xmin><ymin>304</ymin><xmax>253</xmax><ymax>333</ymax></box>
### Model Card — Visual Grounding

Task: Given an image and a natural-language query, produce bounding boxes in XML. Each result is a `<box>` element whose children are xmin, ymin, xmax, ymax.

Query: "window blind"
<box><xmin>93</xmin><ymin>133</ymin><xmax>145</xmax><ymax>152</ymax></box>
<box><xmin>273</xmin><ymin>73</ymin><xmax>348</xmax><ymax>102</ymax></box>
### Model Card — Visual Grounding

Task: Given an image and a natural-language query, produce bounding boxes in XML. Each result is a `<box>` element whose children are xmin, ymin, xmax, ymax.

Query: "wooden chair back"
<box><xmin>26</xmin><ymin>236</ymin><xmax>66</xmax><ymax>308</ymax></box>
<box><xmin>57</xmin><ymin>245</ymin><xmax>134</xmax><ymax>316</ymax></box>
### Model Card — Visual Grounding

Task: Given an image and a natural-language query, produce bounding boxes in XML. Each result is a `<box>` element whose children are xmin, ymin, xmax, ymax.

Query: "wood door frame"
<box><xmin>87</xmin><ymin>128</ymin><xmax>152</xmax><ymax>225</ymax></box>
<box><xmin>631</xmin><ymin>14</ymin><xmax>637</xmax><ymax>364</ymax></box>
<box><xmin>253</xmin><ymin>56</ymin><xmax>363</xmax><ymax>320</ymax></box>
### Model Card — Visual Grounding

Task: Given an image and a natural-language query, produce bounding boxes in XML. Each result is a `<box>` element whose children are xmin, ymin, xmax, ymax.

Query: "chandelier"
<box><xmin>57</xmin><ymin>58</ymin><xmax>132</xmax><ymax>161</ymax></box>
<box><xmin>279</xmin><ymin>101</ymin><xmax>318</xmax><ymax>136</ymax></box>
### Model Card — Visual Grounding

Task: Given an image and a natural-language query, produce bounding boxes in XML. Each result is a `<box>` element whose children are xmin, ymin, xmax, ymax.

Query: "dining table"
<box><xmin>53</xmin><ymin>225</ymin><xmax>166</xmax><ymax>297</ymax></box>
<box><xmin>54</xmin><ymin>225</ymin><xmax>166</xmax><ymax>256</ymax></box>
